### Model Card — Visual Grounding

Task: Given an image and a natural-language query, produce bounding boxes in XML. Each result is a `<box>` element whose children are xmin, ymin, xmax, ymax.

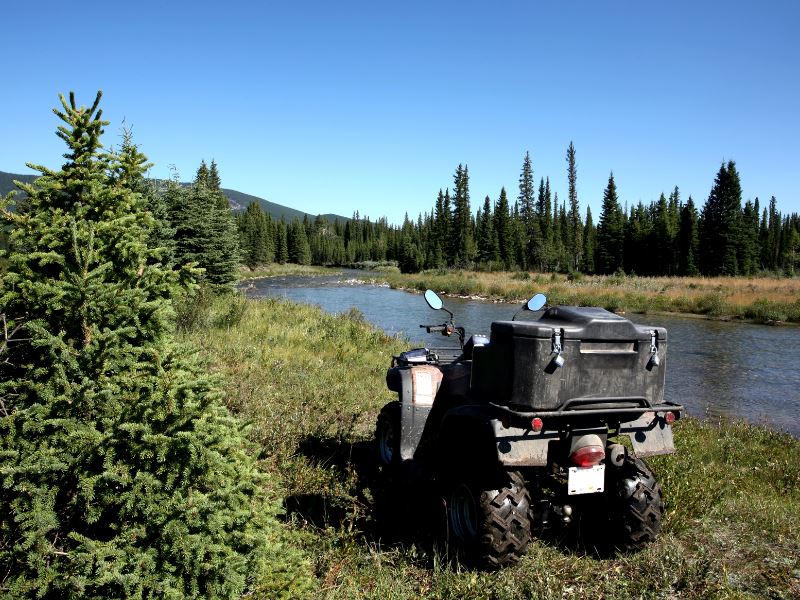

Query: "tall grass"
<box><xmin>186</xmin><ymin>295</ymin><xmax>800</xmax><ymax>599</ymax></box>
<box><xmin>367</xmin><ymin>270</ymin><xmax>800</xmax><ymax>324</ymax></box>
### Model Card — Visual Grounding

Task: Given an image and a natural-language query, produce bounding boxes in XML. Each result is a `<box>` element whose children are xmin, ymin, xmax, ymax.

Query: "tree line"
<box><xmin>235</xmin><ymin>145</ymin><xmax>799</xmax><ymax>278</ymax></box>
<box><xmin>9</xmin><ymin>140</ymin><xmax>794</xmax><ymax>284</ymax></box>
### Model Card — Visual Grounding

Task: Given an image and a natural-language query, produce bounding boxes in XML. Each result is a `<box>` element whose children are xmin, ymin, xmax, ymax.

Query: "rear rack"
<box><xmin>489</xmin><ymin>396</ymin><xmax>684</xmax><ymax>420</ymax></box>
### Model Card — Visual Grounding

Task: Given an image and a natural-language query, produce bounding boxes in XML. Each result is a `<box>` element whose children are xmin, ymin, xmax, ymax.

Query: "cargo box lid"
<box><xmin>491</xmin><ymin>306</ymin><xmax>667</xmax><ymax>341</ymax></box>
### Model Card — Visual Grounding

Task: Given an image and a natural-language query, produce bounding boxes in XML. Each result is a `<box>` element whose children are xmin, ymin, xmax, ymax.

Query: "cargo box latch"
<box><xmin>545</xmin><ymin>329</ymin><xmax>565</xmax><ymax>373</ymax></box>
<box><xmin>646</xmin><ymin>330</ymin><xmax>660</xmax><ymax>371</ymax></box>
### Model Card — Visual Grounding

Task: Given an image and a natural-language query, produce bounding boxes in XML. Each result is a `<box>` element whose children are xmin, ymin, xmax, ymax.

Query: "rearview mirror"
<box><xmin>424</xmin><ymin>289</ymin><xmax>444</xmax><ymax>310</ymax></box>
<box><xmin>526</xmin><ymin>293</ymin><xmax>547</xmax><ymax>311</ymax></box>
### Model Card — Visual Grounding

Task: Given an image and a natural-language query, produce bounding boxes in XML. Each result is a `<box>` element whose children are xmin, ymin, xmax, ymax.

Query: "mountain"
<box><xmin>0</xmin><ymin>170</ymin><xmax>348</xmax><ymax>223</ymax></box>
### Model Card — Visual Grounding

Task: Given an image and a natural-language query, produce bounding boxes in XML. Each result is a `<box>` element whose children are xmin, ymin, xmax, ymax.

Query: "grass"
<box><xmin>364</xmin><ymin>270</ymin><xmax>800</xmax><ymax>324</ymax></box>
<box><xmin>186</xmin><ymin>295</ymin><xmax>800</xmax><ymax>599</ymax></box>
<box><xmin>238</xmin><ymin>263</ymin><xmax>340</xmax><ymax>280</ymax></box>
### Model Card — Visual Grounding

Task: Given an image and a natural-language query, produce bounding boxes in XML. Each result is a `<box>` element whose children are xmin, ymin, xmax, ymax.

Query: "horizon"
<box><xmin>2</xmin><ymin>1</ymin><xmax>798</xmax><ymax>225</ymax></box>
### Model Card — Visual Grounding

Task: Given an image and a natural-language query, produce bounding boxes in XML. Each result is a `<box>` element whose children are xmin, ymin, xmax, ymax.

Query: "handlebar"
<box><xmin>421</xmin><ymin>324</ymin><xmax>449</xmax><ymax>334</ymax></box>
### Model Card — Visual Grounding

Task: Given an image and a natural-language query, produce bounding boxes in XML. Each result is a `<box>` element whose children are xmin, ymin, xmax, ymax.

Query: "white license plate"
<box><xmin>568</xmin><ymin>465</ymin><xmax>605</xmax><ymax>495</ymax></box>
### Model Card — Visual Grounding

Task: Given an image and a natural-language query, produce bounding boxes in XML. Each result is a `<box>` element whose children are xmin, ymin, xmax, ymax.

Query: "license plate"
<box><xmin>568</xmin><ymin>465</ymin><xmax>605</xmax><ymax>495</ymax></box>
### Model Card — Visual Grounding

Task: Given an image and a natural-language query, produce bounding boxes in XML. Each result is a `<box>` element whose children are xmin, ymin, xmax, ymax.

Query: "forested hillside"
<box><xmin>0</xmin><ymin>169</ymin><xmax>346</xmax><ymax>223</ymax></box>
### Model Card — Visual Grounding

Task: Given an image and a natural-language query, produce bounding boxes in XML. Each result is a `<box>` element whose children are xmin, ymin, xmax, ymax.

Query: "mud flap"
<box><xmin>620</xmin><ymin>411</ymin><xmax>675</xmax><ymax>457</ymax></box>
<box><xmin>490</xmin><ymin>419</ymin><xmax>557</xmax><ymax>467</ymax></box>
<box><xmin>400</xmin><ymin>366</ymin><xmax>443</xmax><ymax>460</ymax></box>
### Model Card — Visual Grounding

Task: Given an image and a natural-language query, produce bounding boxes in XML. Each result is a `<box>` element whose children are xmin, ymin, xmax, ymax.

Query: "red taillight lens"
<box><xmin>531</xmin><ymin>417</ymin><xmax>544</xmax><ymax>432</ymax></box>
<box><xmin>570</xmin><ymin>445</ymin><xmax>605</xmax><ymax>467</ymax></box>
<box><xmin>664</xmin><ymin>411</ymin><xmax>676</xmax><ymax>425</ymax></box>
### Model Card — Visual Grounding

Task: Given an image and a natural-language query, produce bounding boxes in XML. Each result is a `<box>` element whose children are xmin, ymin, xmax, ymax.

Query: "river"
<box><xmin>242</xmin><ymin>270</ymin><xmax>800</xmax><ymax>437</ymax></box>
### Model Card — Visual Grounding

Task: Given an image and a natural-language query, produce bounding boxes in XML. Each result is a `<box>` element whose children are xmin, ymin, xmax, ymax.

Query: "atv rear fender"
<box><xmin>439</xmin><ymin>400</ymin><xmax>682</xmax><ymax>468</ymax></box>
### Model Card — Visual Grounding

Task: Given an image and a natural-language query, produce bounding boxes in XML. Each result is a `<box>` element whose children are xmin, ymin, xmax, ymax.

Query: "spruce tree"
<box><xmin>476</xmin><ymin>195</ymin><xmax>498</xmax><ymax>264</ymax></box>
<box><xmin>450</xmin><ymin>164</ymin><xmax>473</xmax><ymax>266</ymax></box>
<box><xmin>287</xmin><ymin>219</ymin><xmax>311</xmax><ymax>265</ymax></box>
<box><xmin>596</xmin><ymin>173</ymin><xmax>624</xmax><ymax>274</ymax></box>
<box><xmin>566</xmin><ymin>142</ymin><xmax>583</xmax><ymax>271</ymax></box>
<box><xmin>518</xmin><ymin>151</ymin><xmax>538</xmax><ymax>268</ymax></box>
<box><xmin>208</xmin><ymin>159</ymin><xmax>222</xmax><ymax>191</ymax></box>
<box><xmin>170</xmin><ymin>163</ymin><xmax>240</xmax><ymax>287</ymax></box>
<box><xmin>0</xmin><ymin>92</ymin><xmax>312</xmax><ymax>598</ymax></box>
<box><xmin>494</xmin><ymin>187</ymin><xmax>513</xmax><ymax>269</ymax></box>
<box><xmin>275</xmin><ymin>221</ymin><xmax>289</xmax><ymax>264</ymax></box>
<box><xmin>239</xmin><ymin>201</ymin><xmax>270</xmax><ymax>268</ymax></box>
<box><xmin>653</xmin><ymin>192</ymin><xmax>677</xmax><ymax>275</ymax></box>
<box><xmin>195</xmin><ymin>160</ymin><xmax>209</xmax><ymax>187</ymax></box>
<box><xmin>678</xmin><ymin>197</ymin><xmax>700</xmax><ymax>275</ymax></box>
<box><xmin>699</xmin><ymin>161</ymin><xmax>743</xmax><ymax>276</ymax></box>
<box><xmin>582</xmin><ymin>206</ymin><xmax>595</xmax><ymax>274</ymax></box>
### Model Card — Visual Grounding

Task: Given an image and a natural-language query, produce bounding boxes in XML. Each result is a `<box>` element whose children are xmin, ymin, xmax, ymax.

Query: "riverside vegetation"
<box><xmin>368</xmin><ymin>269</ymin><xmax>800</xmax><ymax>324</ymax></box>
<box><xmin>188</xmin><ymin>293</ymin><xmax>800</xmax><ymax>599</ymax></box>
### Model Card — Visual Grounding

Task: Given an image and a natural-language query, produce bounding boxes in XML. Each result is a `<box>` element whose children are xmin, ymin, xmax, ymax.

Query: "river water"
<box><xmin>243</xmin><ymin>271</ymin><xmax>800</xmax><ymax>437</ymax></box>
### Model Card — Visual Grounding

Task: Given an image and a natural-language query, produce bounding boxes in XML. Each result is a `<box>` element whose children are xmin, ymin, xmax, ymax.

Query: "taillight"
<box><xmin>664</xmin><ymin>411</ymin><xmax>676</xmax><ymax>425</ymax></box>
<box><xmin>569</xmin><ymin>445</ymin><xmax>606</xmax><ymax>467</ymax></box>
<box><xmin>531</xmin><ymin>417</ymin><xmax>544</xmax><ymax>432</ymax></box>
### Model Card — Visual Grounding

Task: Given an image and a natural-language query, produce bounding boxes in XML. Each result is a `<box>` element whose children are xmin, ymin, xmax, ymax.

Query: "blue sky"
<box><xmin>1</xmin><ymin>0</ymin><xmax>798</xmax><ymax>224</ymax></box>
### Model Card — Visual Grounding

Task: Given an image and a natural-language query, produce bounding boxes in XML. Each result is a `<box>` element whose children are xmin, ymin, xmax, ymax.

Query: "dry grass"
<box><xmin>368</xmin><ymin>270</ymin><xmax>800</xmax><ymax>323</ymax></box>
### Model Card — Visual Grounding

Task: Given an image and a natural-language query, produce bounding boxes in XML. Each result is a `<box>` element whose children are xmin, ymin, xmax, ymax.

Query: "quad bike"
<box><xmin>375</xmin><ymin>290</ymin><xmax>682</xmax><ymax>568</ymax></box>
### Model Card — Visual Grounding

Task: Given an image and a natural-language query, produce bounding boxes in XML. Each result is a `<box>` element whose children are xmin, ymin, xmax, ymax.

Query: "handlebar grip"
<box><xmin>421</xmin><ymin>324</ymin><xmax>446</xmax><ymax>333</ymax></box>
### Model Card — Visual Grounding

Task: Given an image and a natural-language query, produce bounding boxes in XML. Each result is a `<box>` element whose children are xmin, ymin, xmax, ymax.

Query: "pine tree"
<box><xmin>275</xmin><ymin>221</ymin><xmax>289</xmax><ymax>264</ymax></box>
<box><xmin>596</xmin><ymin>172</ymin><xmax>624</xmax><ymax>274</ymax></box>
<box><xmin>766</xmin><ymin>196</ymin><xmax>781</xmax><ymax>271</ymax></box>
<box><xmin>566</xmin><ymin>142</ymin><xmax>583</xmax><ymax>271</ymax></box>
<box><xmin>208</xmin><ymin>158</ymin><xmax>222</xmax><ymax>191</ymax></box>
<box><xmin>699</xmin><ymin>161</ymin><xmax>743</xmax><ymax>275</ymax></box>
<box><xmin>434</xmin><ymin>189</ymin><xmax>451</xmax><ymax>266</ymax></box>
<box><xmin>653</xmin><ymin>192</ymin><xmax>677</xmax><ymax>275</ymax></box>
<box><xmin>582</xmin><ymin>206</ymin><xmax>595</xmax><ymax>274</ymax></box>
<box><xmin>287</xmin><ymin>219</ymin><xmax>312</xmax><ymax>265</ymax></box>
<box><xmin>0</xmin><ymin>92</ymin><xmax>312</xmax><ymax>598</ymax></box>
<box><xmin>541</xmin><ymin>178</ymin><xmax>554</xmax><ymax>271</ymax></box>
<box><xmin>114</xmin><ymin>128</ymin><xmax>175</xmax><ymax>264</ymax></box>
<box><xmin>678</xmin><ymin>197</ymin><xmax>700</xmax><ymax>275</ymax></box>
<box><xmin>170</xmin><ymin>163</ymin><xmax>240</xmax><ymax>287</ymax></box>
<box><xmin>494</xmin><ymin>187</ymin><xmax>513</xmax><ymax>269</ymax></box>
<box><xmin>451</xmin><ymin>164</ymin><xmax>473</xmax><ymax>266</ymax></box>
<box><xmin>239</xmin><ymin>201</ymin><xmax>271</xmax><ymax>268</ymax></box>
<box><xmin>518</xmin><ymin>151</ymin><xmax>538</xmax><ymax>268</ymax></box>
<box><xmin>476</xmin><ymin>195</ymin><xmax>498</xmax><ymax>264</ymax></box>
<box><xmin>739</xmin><ymin>199</ymin><xmax>759</xmax><ymax>275</ymax></box>
<box><xmin>195</xmin><ymin>159</ymin><xmax>209</xmax><ymax>187</ymax></box>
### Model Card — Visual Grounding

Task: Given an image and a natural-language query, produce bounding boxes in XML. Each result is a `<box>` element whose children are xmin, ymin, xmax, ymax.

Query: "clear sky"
<box><xmin>1</xmin><ymin>0</ymin><xmax>798</xmax><ymax>224</ymax></box>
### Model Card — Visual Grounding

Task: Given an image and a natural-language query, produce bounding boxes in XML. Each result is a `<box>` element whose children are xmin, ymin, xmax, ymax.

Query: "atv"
<box><xmin>375</xmin><ymin>290</ymin><xmax>682</xmax><ymax>567</ymax></box>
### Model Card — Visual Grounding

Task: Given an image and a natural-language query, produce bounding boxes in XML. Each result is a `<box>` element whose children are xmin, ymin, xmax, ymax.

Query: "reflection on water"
<box><xmin>243</xmin><ymin>271</ymin><xmax>800</xmax><ymax>437</ymax></box>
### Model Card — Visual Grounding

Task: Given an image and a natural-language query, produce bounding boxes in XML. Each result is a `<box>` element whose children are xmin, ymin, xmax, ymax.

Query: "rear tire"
<box><xmin>610</xmin><ymin>456</ymin><xmax>663</xmax><ymax>551</ymax></box>
<box><xmin>447</xmin><ymin>470</ymin><xmax>532</xmax><ymax>568</ymax></box>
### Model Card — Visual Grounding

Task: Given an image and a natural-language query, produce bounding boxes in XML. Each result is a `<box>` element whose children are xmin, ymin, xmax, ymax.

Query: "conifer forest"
<box><xmin>236</xmin><ymin>150</ymin><xmax>799</xmax><ymax>279</ymax></box>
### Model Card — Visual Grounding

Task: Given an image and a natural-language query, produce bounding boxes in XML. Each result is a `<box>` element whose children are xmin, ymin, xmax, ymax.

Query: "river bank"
<box><xmin>184</xmin><ymin>294</ymin><xmax>800</xmax><ymax>599</ymax></box>
<box><xmin>360</xmin><ymin>269</ymin><xmax>800</xmax><ymax>325</ymax></box>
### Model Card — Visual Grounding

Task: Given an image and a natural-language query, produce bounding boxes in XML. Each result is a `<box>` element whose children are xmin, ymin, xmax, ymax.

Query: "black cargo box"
<box><xmin>471</xmin><ymin>307</ymin><xmax>667</xmax><ymax>410</ymax></box>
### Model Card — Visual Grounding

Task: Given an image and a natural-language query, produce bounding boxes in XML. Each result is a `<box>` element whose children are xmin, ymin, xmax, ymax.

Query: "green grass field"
<box><xmin>186</xmin><ymin>294</ymin><xmax>800</xmax><ymax>599</ymax></box>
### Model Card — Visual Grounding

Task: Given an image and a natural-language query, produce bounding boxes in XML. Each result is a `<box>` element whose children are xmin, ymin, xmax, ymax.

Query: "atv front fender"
<box><xmin>390</xmin><ymin>365</ymin><xmax>443</xmax><ymax>461</ymax></box>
